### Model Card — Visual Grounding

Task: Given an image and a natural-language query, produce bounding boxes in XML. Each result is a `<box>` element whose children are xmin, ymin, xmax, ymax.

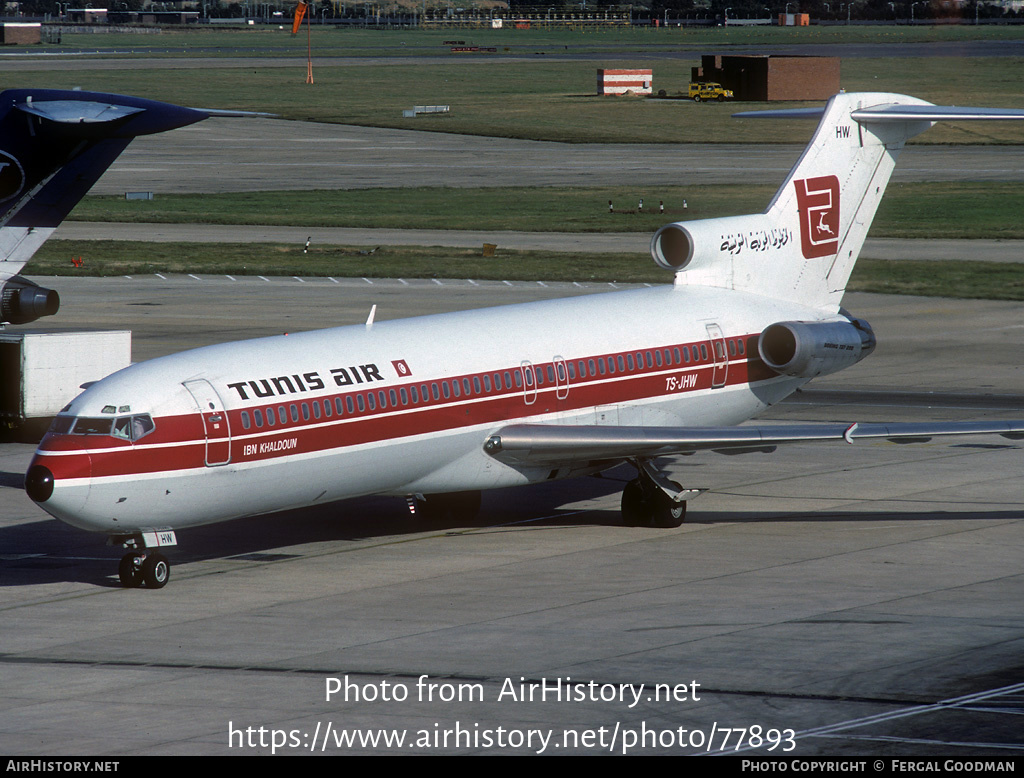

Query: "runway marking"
<box><xmin>293</xmin><ymin>276</ymin><xmax>306</xmax><ymax>283</ymax></box>
<box><xmin>258</xmin><ymin>275</ymin><xmax>270</xmax><ymax>282</ymax></box>
<box><xmin>154</xmin><ymin>273</ymin><xmax>166</xmax><ymax>279</ymax></box>
<box><xmin>188</xmin><ymin>274</ymin><xmax>201</xmax><ymax>281</ymax></box>
<box><xmin>709</xmin><ymin>681</ymin><xmax>1024</xmax><ymax>755</ymax></box>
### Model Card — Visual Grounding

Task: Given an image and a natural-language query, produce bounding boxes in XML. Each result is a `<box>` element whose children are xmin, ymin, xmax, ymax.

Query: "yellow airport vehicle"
<box><xmin>688</xmin><ymin>82</ymin><xmax>734</xmax><ymax>102</ymax></box>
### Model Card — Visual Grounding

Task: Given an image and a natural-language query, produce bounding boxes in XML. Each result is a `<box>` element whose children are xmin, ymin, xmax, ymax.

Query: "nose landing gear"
<box><xmin>118</xmin><ymin>552</ymin><xmax>170</xmax><ymax>589</ymax></box>
<box><xmin>110</xmin><ymin>530</ymin><xmax>176</xmax><ymax>589</ymax></box>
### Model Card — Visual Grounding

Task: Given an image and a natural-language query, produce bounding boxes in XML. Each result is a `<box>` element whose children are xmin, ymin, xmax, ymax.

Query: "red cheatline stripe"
<box><xmin>37</xmin><ymin>333</ymin><xmax>773</xmax><ymax>479</ymax></box>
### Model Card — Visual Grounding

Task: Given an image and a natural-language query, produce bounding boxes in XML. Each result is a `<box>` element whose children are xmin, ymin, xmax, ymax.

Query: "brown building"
<box><xmin>0</xmin><ymin>23</ymin><xmax>40</xmax><ymax>44</ymax></box>
<box><xmin>691</xmin><ymin>55</ymin><xmax>840</xmax><ymax>101</ymax></box>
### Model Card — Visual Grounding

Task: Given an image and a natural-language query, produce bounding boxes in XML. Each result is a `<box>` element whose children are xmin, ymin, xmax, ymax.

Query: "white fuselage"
<box><xmin>29</xmin><ymin>283</ymin><xmax>827</xmax><ymax>534</ymax></box>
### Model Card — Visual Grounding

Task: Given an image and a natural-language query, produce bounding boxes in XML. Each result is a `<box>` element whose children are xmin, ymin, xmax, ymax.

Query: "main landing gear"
<box><xmin>621</xmin><ymin>459</ymin><xmax>705</xmax><ymax>529</ymax></box>
<box><xmin>110</xmin><ymin>531</ymin><xmax>175</xmax><ymax>589</ymax></box>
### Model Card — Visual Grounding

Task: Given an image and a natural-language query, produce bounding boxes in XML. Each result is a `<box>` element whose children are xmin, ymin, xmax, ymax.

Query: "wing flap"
<box><xmin>483</xmin><ymin>421</ymin><xmax>1024</xmax><ymax>466</ymax></box>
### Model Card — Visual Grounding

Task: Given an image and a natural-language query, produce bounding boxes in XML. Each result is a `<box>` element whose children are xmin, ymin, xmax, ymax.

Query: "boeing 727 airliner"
<box><xmin>23</xmin><ymin>90</ymin><xmax>1024</xmax><ymax>589</ymax></box>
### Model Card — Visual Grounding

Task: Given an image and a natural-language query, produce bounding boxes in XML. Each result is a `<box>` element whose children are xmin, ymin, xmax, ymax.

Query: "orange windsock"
<box><xmin>291</xmin><ymin>1</ymin><xmax>308</xmax><ymax>34</ymax></box>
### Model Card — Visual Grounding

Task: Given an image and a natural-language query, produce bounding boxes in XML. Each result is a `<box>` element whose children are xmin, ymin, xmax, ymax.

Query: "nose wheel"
<box><xmin>118</xmin><ymin>552</ymin><xmax>170</xmax><ymax>589</ymax></box>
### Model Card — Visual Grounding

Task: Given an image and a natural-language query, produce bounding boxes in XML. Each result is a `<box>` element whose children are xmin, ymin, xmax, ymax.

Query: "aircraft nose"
<box><xmin>25</xmin><ymin>440</ymin><xmax>93</xmax><ymax>526</ymax></box>
<box><xmin>25</xmin><ymin>464</ymin><xmax>54</xmax><ymax>502</ymax></box>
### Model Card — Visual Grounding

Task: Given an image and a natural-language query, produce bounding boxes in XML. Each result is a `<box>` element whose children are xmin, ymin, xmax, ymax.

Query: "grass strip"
<box><xmin>32</xmin><ymin>241</ymin><xmax>1024</xmax><ymax>300</ymax></box>
<box><xmin>8</xmin><ymin>55</ymin><xmax>1024</xmax><ymax>145</ymax></box>
<box><xmin>71</xmin><ymin>183</ymin><xmax>1024</xmax><ymax>239</ymax></box>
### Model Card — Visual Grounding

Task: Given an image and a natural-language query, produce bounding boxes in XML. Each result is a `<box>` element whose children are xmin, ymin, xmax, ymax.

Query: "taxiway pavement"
<box><xmin>55</xmin><ymin>222</ymin><xmax>1024</xmax><ymax>263</ymax></box>
<box><xmin>91</xmin><ymin>118</ymin><xmax>1024</xmax><ymax>194</ymax></box>
<box><xmin>1</xmin><ymin>277</ymin><xmax>1021</xmax><ymax>755</ymax></box>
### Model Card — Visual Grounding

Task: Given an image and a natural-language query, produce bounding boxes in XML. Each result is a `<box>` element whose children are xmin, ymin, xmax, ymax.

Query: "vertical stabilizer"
<box><xmin>758</xmin><ymin>92</ymin><xmax>932</xmax><ymax>310</ymax></box>
<box><xmin>650</xmin><ymin>92</ymin><xmax>1024</xmax><ymax>312</ymax></box>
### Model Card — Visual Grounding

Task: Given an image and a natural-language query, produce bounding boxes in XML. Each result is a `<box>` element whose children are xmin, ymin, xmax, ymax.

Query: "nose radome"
<box><xmin>25</xmin><ymin>464</ymin><xmax>54</xmax><ymax>503</ymax></box>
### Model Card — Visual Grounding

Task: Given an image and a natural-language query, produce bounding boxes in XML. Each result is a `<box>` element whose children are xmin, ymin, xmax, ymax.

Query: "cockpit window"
<box><xmin>73</xmin><ymin>417</ymin><xmax>114</xmax><ymax>435</ymax></box>
<box><xmin>63</xmin><ymin>414</ymin><xmax>156</xmax><ymax>441</ymax></box>
<box><xmin>49</xmin><ymin>415</ymin><xmax>74</xmax><ymax>434</ymax></box>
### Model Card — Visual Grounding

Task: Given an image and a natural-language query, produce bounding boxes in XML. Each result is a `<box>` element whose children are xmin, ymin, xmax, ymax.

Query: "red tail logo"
<box><xmin>794</xmin><ymin>176</ymin><xmax>840</xmax><ymax>259</ymax></box>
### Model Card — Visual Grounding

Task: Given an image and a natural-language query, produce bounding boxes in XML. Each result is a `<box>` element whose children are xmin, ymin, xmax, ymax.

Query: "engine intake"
<box><xmin>758</xmin><ymin>318</ymin><xmax>875</xmax><ymax>379</ymax></box>
<box><xmin>650</xmin><ymin>224</ymin><xmax>695</xmax><ymax>271</ymax></box>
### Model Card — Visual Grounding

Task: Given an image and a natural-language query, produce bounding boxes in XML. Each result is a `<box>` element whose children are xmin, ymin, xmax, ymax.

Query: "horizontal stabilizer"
<box><xmin>191</xmin><ymin>107</ymin><xmax>277</xmax><ymax>118</ymax></box>
<box><xmin>850</xmin><ymin>104</ymin><xmax>1024</xmax><ymax>122</ymax></box>
<box><xmin>732</xmin><ymin>107</ymin><xmax>825</xmax><ymax>120</ymax></box>
<box><xmin>484</xmin><ymin>421</ymin><xmax>1024</xmax><ymax>466</ymax></box>
<box><xmin>735</xmin><ymin>102</ymin><xmax>1024</xmax><ymax>124</ymax></box>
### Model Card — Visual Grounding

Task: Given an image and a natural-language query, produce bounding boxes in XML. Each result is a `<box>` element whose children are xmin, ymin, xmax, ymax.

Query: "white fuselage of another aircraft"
<box><xmin>32</xmin><ymin>284</ymin><xmax>817</xmax><ymax>533</ymax></box>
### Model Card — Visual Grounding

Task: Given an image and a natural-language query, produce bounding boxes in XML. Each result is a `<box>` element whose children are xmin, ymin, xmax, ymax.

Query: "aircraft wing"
<box><xmin>483</xmin><ymin>421</ymin><xmax>1024</xmax><ymax>466</ymax></box>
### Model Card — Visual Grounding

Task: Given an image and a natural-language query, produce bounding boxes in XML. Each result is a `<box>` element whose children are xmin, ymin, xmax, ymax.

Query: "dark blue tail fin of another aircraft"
<box><xmin>0</xmin><ymin>89</ymin><xmax>210</xmax><ymax>324</ymax></box>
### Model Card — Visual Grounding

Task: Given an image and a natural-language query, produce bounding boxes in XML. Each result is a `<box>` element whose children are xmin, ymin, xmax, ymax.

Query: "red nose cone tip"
<box><xmin>25</xmin><ymin>465</ymin><xmax>54</xmax><ymax>502</ymax></box>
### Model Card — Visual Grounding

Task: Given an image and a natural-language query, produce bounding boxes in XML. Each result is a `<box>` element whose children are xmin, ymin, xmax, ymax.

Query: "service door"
<box><xmin>183</xmin><ymin>379</ymin><xmax>232</xmax><ymax>466</ymax></box>
<box><xmin>520</xmin><ymin>360</ymin><xmax>537</xmax><ymax>406</ymax></box>
<box><xmin>553</xmin><ymin>355</ymin><xmax>569</xmax><ymax>402</ymax></box>
<box><xmin>706</xmin><ymin>323</ymin><xmax>728</xmax><ymax>389</ymax></box>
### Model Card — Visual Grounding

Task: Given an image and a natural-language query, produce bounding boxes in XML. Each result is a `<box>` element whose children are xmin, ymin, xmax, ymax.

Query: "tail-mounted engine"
<box><xmin>650</xmin><ymin>213</ymin><xmax>796</xmax><ymax>275</ymax></box>
<box><xmin>758</xmin><ymin>315</ymin><xmax>875</xmax><ymax>379</ymax></box>
<box><xmin>1</xmin><ymin>277</ymin><xmax>59</xmax><ymax>325</ymax></box>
